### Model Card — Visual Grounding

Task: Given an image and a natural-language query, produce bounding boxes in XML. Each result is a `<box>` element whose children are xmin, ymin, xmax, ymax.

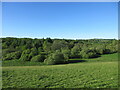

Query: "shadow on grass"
<box><xmin>68</xmin><ymin>60</ymin><xmax>87</xmax><ymax>63</ymax></box>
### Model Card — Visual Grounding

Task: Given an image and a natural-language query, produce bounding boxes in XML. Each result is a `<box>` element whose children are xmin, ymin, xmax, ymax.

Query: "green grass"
<box><xmin>86</xmin><ymin>53</ymin><xmax>118</xmax><ymax>62</ymax></box>
<box><xmin>2</xmin><ymin>53</ymin><xmax>118</xmax><ymax>66</ymax></box>
<box><xmin>2</xmin><ymin>60</ymin><xmax>46</xmax><ymax>67</ymax></box>
<box><xmin>2</xmin><ymin>53</ymin><xmax>118</xmax><ymax>88</ymax></box>
<box><xmin>69</xmin><ymin>53</ymin><xmax>118</xmax><ymax>63</ymax></box>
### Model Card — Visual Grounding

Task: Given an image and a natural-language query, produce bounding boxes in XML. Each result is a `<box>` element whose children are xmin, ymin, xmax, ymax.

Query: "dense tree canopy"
<box><xmin>44</xmin><ymin>50</ymin><xmax>67</xmax><ymax>65</ymax></box>
<box><xmin>2</xmin><ymin>37</ymin><xmax>118</xmax><ymax>64</ymax></box>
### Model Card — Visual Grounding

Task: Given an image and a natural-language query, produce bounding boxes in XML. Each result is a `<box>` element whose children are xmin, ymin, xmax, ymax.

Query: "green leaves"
<box><xmin>2</xmin><ymin>37</ymin><xmax>118</xmax><ymax>64</ymax></box>
<box><xmin>44</xmin><ymin>50</ymin><xmax>67</xmax><ymax>65</ymax></box>
<box><xmin>3</xmin><ymin>51</ymin><xmax>22</xmax><ymax>61</ymax></box>
<box><xmin>31</xmin><ymin>55</ymin><xmax>45</xmax><ymax>62</ymax></box>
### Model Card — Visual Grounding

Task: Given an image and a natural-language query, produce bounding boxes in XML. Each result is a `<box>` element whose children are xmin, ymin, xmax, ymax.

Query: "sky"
<box><xmin>2</xmin><ymin>2</ymin><xmax>118</xmax><ymax>39</ymax></box>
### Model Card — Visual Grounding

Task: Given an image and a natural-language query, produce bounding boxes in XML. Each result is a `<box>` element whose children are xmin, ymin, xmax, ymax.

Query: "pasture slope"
<box><xmin>2</xmin><ymin>53</ymin><xmax>118</xmax><ymax>88</ymax></box>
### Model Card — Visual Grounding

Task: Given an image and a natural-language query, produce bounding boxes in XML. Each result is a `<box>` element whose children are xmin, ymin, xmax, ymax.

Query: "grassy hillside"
<box><xmin>69</xmin><ymin>53</ymin><xmax>118</xmax><ymax>64</ymax></box>
<box><xmin>2</xmin><ymin>53</ymin><xmax>118</xmax><ymax>88</ymax></box>
<box><xmin>2</xmin><ymin>53</ymin><xmax>118</xmax><ymax>66</ymax></box>
<box><xmin>2</xmin><ymin>60</ymin><xmax>46</xmax><ymax>66</ymax></box>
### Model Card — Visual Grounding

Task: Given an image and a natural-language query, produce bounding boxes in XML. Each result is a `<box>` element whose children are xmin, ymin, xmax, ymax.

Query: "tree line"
<box><xmin>2</xmin><ymin>37</ymin><xmax>118</xmax><ymax>65</ymax></box>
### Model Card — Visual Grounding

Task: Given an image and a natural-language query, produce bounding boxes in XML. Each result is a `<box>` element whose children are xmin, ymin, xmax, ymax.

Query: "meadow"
<box><xmin>2</xmin><ymin>53</ymin><xmax>118</xmax><ymax>88</ymax></box>
<box><xmin>2</xmin><ymin>2</ymin><xmax>119</xmax><ymax>89</ymax></box>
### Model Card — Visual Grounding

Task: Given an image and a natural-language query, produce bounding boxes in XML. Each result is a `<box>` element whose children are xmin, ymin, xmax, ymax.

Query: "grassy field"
<box><xmin>2</xmin><ymin>60</ymin><xmax>46</xmax><ymax>66</ymax></box>
<box><xmin>2</xmin><ymin>53</ymin><xmax>118</xmax><ymax>88</ymax></box>
<box><xmin>2</xmin><ymin>53</ymin><xmax>118</xmax><ymax>66</ymax></box>
<box><xmin>69</xmin><ymin>53</ymin><xmax>118</xmax><ymax>63</ymax></box>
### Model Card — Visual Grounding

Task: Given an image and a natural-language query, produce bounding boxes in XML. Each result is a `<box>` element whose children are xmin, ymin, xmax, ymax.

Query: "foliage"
<box><xmin>19</xmin><ymin>49</ymin><xmax>31</xmax><ymax>61</ymax></box>
<box><xmin>51</xmin><ymin>40</ymin><xmax>68</xmax><ymax>51</ymax></box>
<box><xmin>71</xmin><ymin>44</ymin><xmax>81</xmax><ymax>58</ymax></box>
<box><xmin>19</xmin><ymin>54</ymin><xmax>30</xmax><ymax>61</ymax></box>
<box><xmin>43</xmin><ymin>41</ymin><xmax>52</xmax><ymax>52</ymax></box>
<box><xmin>2</xmin><ymin>37</ymin><xmax>118</xmax><ymax>61</ymax></box>
<box><xmin>61</xmin><ymin>47</ymin><xmax>71</xmax><ymax>59</ymax></box>
<box><xmin>31</xmin><ymin>54</ymin><xmax>46</xmax><ymax>62</ymax></box>
<box><xmin>80</xmin><ymin>49</ymin><xmax>99</xmax><ymax>59</ymax></box>
<box><xmin>3</xmin><ymin>51</ymin><xmax>22</xmax><ymax>60</ymax></box>
<box><xmin>44</xmin><ymin>50</ymin><xmax>67</xmax><ymax>65</ymax></box>
<box><xmin>2</xmin><ymin>49</ymin><xmax>16</xmax><ymax>56</ymax></box>
<box><xmin>2</xmin><ymin>37</ymin><xmax>118</xmax><ymax>89</ymax></box>
<box><xmin>3</xmin><ymin>53</ymin><xmax>118</xmax><ymax>66</ymax></box>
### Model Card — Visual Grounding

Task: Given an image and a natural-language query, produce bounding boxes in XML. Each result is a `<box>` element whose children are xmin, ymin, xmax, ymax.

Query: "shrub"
<box><xmin>71</xmin><ymin>44</ymin><xmax>81</xmax><ymax>58</ymax></box>
<box><xmin>51</xmin><ymin>40</ymin><xmax>68</xmax><ymax>51</ymax></box>
<box><xmin>61</xmin><ymin>48</ymin><xmax>71</xmax><ymax>59</ymax></box>
<box><xmin>22</xmin><ymin>49</ymin><xmax>31</xmax><ymax>54</ymax></box>
<box><xmin>31</xmin><ymin>55</ymin><xmax>45</xmax><ymax>62</ymax></box>
<box><xmin>19</xmin><ymin>49</ymin><xmax>31</xmax><ymax>61</ymax></box>
<box><xmin>103</xmin><ymin>49</ymin><xmax>111</xmax><ymax>54</ymax></box>
<box><xmin>29</xmin><ymin>52</ymin><xmax>38</xmax><ymax>59</ymax></box>
<box><xmin>3</xmin><ymin>53</ymin><xmax>13</xmax><ymax>60</ymax></box>
<box><xmin>20</xmin><ymin>54</ymin><xmax>31</xmax><ymax>61</ymax></box>
<box><xmin>44</xmin><ymin>50</ymin><xmax>68</xmax><ymax>65</ymax></box>
<box><xmin>3</xmin><ymin>51</ymin><xmax>22</xmax><ymax>60</ymax></box>
<box><xmin>13</xmin><ymin>51</ymin><xmax>22</xmax><ymax>59</ymax></box>
<box><xmin>2</xmin><ymin>49</ymin><xmax>16</xmax><ymax>56</ymax></box>
<box><xmin>30</xmin><ymin>48</ymin><xmax>38</xmax><ymax>56</ymax></box>
<box><xmin>80</xmin><ymin>49</ymin><xmax>99</xmax><ymax>59</ymax></box>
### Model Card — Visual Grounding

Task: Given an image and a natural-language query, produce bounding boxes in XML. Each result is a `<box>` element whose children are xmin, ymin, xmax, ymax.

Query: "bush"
<box><xmin>22</xmin><ymin>49</ymin><xmax>31</xmax><ymax>54</ymax></box>
<box><xmin>3</xmin><ymin>51</ymin><xmax>22</xmax><ymax>60</ymax></box>
<box><xmin>19</xmin><ymin>54</ymin><xmax>30</xmax><ymax>61</ymax></box>
<box><xmin>61</xmin><ymin>48</ymin><xmax>71</xmax><ymax>59</ymax></box>
<box><xmin>2</xmin><ymin>49</ymin><xmax>16</xmax><ymax>56</ymax></box>
<box><xmin>70</xmin><ymin>44</ymin><xmax>81</xmax><ymax>58</ymax></box>
<box><xmin>19</xmin><ymin>49</ymin><xmax>31</xmax><ymax>61</ymax></box>
<box><xmin>103</xmin><ymin>49</ymin><xmax>111</xmax><ymax>54</ymax></box>
<box><xmin>80</xmin><ymin>49</ymin><xmax>99</xmax><ymax>59</ymax></box>
<box><xmin>44</xmin><ymin>50</ymin><xmax>68</xmax><ymax>65</ymax></box>
<box><xmin>31</xmin><ymin>55</ymin><xmax>45</xmax><ymax>62</ymax></box>
<box><xmin>29</xmin><ymin>51</ymin><xmax>38</xmax><ymax>59</ymax></box>
<box><xmin>13</xmin><ymin>51</ymin><xmax>22</xmax><ymax>59</ymax></box>
<box><xmin>30</xmin><ymin>48</ymin><xmax>38</xmax><ymax>56</ymax></box>
<box><xmin>3</xmin><ymin>53</ymin><xmax>13</xmax><ymax>60</ymax></box>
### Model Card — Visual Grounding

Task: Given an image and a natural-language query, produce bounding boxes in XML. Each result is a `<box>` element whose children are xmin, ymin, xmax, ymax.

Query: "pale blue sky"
<box><xmin>2</xmin><ymin>2</ymin><xmax>118</xmax><ymax>39</ymax></box>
